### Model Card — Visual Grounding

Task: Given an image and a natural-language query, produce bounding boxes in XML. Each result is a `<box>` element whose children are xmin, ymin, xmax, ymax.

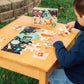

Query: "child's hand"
<box><xmin>66</xmin><ymin>21</ymin><xmax>75</xmax><ymax>31</ymax></box>
<box><xmin>49</xmin><ymin>34</ymin><xmax>61</xmax><ymax>45</ymax></box>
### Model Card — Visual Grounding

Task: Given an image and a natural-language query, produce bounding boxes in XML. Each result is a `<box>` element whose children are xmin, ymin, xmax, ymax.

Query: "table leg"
<box><xmin>39</xmin><ymin>71</ymin><xmax>48</xmax><ymax>84</ymax></box>
<box><xmin>39</xmin><ymin>62</ymin><xmax>60</xmax><ymax>84</ymax></box>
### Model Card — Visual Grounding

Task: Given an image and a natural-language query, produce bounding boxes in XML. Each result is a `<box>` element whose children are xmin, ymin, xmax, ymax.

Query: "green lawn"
<box><xmin>0</xmin><ymin>0</ymin><xmax>76</xmax><ymax>84</ymax></box>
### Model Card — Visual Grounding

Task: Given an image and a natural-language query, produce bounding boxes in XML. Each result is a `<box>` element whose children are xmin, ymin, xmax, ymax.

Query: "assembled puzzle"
<box><xmin>2</xmin><ymin>26</ymin><xmax>55</xmax><ymax>60</ymax></box>
<box><xmin>33</xmin><ymin>7</ymin><xmax>58</xmax><ymax>27</ymax></box>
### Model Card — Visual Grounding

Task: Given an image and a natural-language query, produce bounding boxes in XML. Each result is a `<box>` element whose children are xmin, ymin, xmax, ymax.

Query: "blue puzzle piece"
<box><xmin>14</xmin><ymin>47</ymin><xmax>22</xmax><ymax>52</ymax></box>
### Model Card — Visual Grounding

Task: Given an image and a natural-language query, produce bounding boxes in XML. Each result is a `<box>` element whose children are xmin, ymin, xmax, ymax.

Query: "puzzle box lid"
<box><xmin>33</xmin><ymin>7</ymin><xmax>58</xmax><ymax>27</ymax></box>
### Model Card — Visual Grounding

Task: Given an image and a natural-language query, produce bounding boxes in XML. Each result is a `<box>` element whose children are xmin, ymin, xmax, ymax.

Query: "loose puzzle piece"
<box><xmin>44</xmin><ymin>43</ymin><xmax>53</xmax><ymax>48</ymax></box>
<box><xmin>13</xmin><ymin>25</ymin><xmax>25</xmax><ymax>31</ymax></box>
<box><xmin>0</xmin><ymin>38</ymin><xmax>5</xmax><ymax>42</ymax></box>
<box><xmin>23</xmin><ymin>45</ymin><xmax>40</xmax><ymax>52</ymax></box>
<box><xmin>58</xmin><ymin>25</ymin><xmax>70</xmax><ymax>36</ymax></box>
<box><xmin>63</xmin><ymin>26</ymin><xmax>70</xmax><ymax>35</ymax></box>
<box><xmin>32</xmin><ymin>43</ymin><xmax>42</xmax><ymax>47</ymax></box>
<box><xmin>40</xmin><ymin>36</ymin><xmax>50</xmax><ymax>41</ymax></box>
<box><xmin>33</xmin><ymin>51</ymin><xmax>49</xmax><ymax>60</ymax></box>
<box><xmin>0</xmin><ymin>46</ymin><xmax>2</xmax><ymax>49</ymax></box>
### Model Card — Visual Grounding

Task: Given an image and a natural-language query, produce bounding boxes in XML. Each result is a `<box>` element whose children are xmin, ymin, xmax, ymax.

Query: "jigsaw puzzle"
<box><xmin>2</xmin><ymin>26</ymin><xmax>55</xmax><ymax>56</ymax></box>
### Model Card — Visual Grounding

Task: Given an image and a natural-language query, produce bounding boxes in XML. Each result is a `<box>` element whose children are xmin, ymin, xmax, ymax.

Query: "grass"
<box><xmin>0</xmin><ymin>0</ymin><xmax>77</xmax><ymax>84</ymax></box>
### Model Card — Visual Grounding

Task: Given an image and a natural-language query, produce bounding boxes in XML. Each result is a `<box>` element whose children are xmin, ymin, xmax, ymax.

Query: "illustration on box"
<box><xmin>2</xmin><ymin>26</ymin><xmax>56</xmax><ymax>60</ymax></box>
<box><xmin>33</xmin><ymin>7</ymin><xmax>58</xmax><ymax>27</ymax></box>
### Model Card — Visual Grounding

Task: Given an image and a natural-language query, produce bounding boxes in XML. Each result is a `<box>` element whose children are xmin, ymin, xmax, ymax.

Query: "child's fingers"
<box><xmin>52</xmin><ymin>34</ymin><xmax>56</xmax><ymax>37</ymax></box>
<box><xmin>67</xmin><ymin>26</ymin><xmax>72</xmax><ymax>31</ymax></box>
<box><xmin>49</xmin><ymin>40</ymin><xmax>53</xmax><ymax>44</ymax></box>
<box><xmin>50</xmin><ymin>38</ymin><xmax>54</xmax><ymax>43</ymax></box>
<box><xmin>51</xmin><ymin>36</ymin><xmax>55</xmax><ymax>41</ymax></box>
<box><xmin>66</xmin><ymin>23</ymin><xmax>70</xmax><ymax>28</ymax></box>
<box><xmin>53</xmin><ymin>34</ymin><xmax>59</xmax><ymax>39</ymax></box>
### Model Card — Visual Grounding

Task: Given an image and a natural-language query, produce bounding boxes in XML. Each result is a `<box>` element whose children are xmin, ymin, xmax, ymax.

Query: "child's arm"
<box><xmin>66</xmin><ymin>20</ymin><xmax>84</xmax><ymax>31</ymax></box>
<box><xmin>74</xmin><ymin>20</ymin><xmax>84</xmax><ymax>31</ymax></box>
<box><xmin>49</xmin><ymin>34</ymin><xmax>84</xmax><ymax>68</ymax></box>
<box><xmin>66</xmin><ymin>21</ymin><xmax>75</xmax><ymax>31</ymax></box>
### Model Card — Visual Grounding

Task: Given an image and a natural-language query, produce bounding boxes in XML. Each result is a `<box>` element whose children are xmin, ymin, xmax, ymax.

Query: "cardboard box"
<box><xmin>33</xmin><ymin>7</ymin><xmax>58</xmax><ymax>27</ymax></box>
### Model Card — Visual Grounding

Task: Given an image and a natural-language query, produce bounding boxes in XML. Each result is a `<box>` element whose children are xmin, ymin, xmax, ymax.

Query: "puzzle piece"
<box><xmin>0</xmin><ymin>46</ymin><xmax>2</xmax><ymax>48</ymax></box>
<box><xmin>17</xmin><ymin>33</ymin><xmax>27</xmax><ymax>39</ymax></box>
<box><xmin>32</xmin><ymin>43</ymin><xmax>42</xmax><ymax>47</ymax></box>
<box><xmin>7</xmin><ymin>43</ymin><xmax>12</xmax><ymax>49</ymax></box>
<box><xmin>40</xmin><ymin>36</ymin><xmax>50</xmax><ymax>41</ymax></box>
<box><xmin>14</xmin><ymin>47</ymin><xmax>22</xmax><ymax>52</ymax></box>
<box><xmin>58</xmin><ymin>25</ymin><xmax>70</xmax><ymax>36</ymax></box>
<box><xmin>13</xmin><ymin>25</ymin><xmax>25</xmax><ymax>31</ymax></box>
<box><xmin>33</xmin><ymin>51</ymin><xmax>49</xmax><ymax>60</ymax></box>
<box><xmin>63</xmin><ymin>25</ymin><xmax>70</xmax><ymax>35</ymax></box>
<box><xmin>20</xmin><ymin>51</ymin><xmax>23</xmax><ymax>55</ymax></box>
<box><xmin>0</xmin><ymin>38</ymin><xmax>5</xmax><ymax>42</ymax></box>
<box><xmin>44</xmin><ymin>43</ymin><xmax>53</xmax><ymax>48</ymax></box>
<box><xmin>23</xmin><ymin>45</ymin><xmax>40</xmax><ymax>52</ymax></box>
<box><xmin>11</xmin><ymin>40</ymin><xmax>20</xmax><ymax>45</ymax></box>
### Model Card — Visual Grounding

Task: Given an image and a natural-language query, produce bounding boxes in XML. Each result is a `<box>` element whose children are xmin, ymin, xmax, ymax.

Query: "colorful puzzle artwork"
<box><xmin>2</xmin><ymin>26</ymin><xmax>55</xmax><ymax>60</ymax></box>
<box><xmin>33</xmin><ymin>7</ymin><xmax>58</xmax><ymax>27</ymax></box>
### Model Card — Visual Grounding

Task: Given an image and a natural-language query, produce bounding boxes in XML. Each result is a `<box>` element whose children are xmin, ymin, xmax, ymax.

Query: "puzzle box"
<box><xmin>33</xmin><ymin>7</ymin><xmax>58</xmax><ymax>27</ymax></box>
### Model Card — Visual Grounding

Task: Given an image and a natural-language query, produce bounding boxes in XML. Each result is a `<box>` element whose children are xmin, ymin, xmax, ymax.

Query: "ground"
<box><xmin>0</xmin><ymin>0</ymin><xmax>76</xmax><ymax>84</ymax></box>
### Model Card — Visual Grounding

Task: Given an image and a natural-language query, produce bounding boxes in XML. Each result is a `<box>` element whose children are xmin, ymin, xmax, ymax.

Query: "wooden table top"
<box><xmin>0</xmin><ymin>16</ymin><xmax>80</xmax><ymax>72</ymax></box>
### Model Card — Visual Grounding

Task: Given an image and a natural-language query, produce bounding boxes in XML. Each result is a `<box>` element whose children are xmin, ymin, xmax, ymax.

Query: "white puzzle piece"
<box><xmin>0</xmin><ymin>38</ymin><xmax>5</xmax><ymax>42</ymax></box>
<box><xmin>58</xmin><ymin>26</ymin><xmax>70</xmax><ymax>36</ymax></box>
<box><xmin>23</xmin><ymin>45</ymin><xmax>40</xmax><ymax>52</ymax></box>
<box><xmin>13</xmin><ymin>25</ymin><xmax>25</xmax><ymax>31</ymax></box>
<box><xmin>33</xmin><ymin>51</ymin><xmax>49</xmax><ymax>60</ymax></box>
<box><xmin>63</xmin><ymin>26</ymin><xmax>70</xmax><ymax>35</ymax></box>
<box><xmin>0</xmin><ymin>46</ymin><xmax>2</xmax><ymax>49</ymax></box>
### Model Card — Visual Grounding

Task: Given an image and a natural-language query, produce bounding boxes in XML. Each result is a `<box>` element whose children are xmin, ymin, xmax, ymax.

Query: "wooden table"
<box><xmin>0</xmin><ymin>16</ymin><xmax>80</xmax><ymax>84</ymax></box>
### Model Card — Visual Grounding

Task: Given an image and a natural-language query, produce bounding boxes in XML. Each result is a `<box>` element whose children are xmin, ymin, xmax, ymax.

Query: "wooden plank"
<box><xmin>0</xmin><ymin>56</ymin><xmax>40</xmax><ymax>80</ymax></box>
<box><xmin>39</xmin><ymin>71</ymin><xmax>46</xmax><ymax>84</ymax></box>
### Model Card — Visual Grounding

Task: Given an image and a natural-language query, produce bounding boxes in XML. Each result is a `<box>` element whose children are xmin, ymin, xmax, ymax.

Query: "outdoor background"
<box><xmin>0</xmin><ymin>0</ymin><xmax>76</xmax><ymax>84</ymax></box>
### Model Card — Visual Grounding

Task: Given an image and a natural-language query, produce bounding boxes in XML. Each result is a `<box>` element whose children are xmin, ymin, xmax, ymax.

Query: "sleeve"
<box><xmin>74</xmin><ymin>20</ymin><xmax>84</xmax><ymax>31</ymax></box>
<box><xmin>53</xmin><ymin>41</ymin><xmax>84</xmax><ymax>68</ymax></box>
